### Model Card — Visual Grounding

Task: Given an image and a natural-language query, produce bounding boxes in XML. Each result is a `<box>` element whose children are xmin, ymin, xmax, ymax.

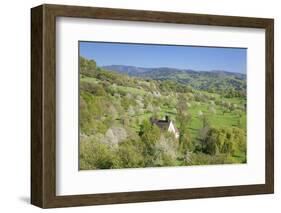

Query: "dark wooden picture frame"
<box><xmin>31</xmin><ymin>4</ymin><xmax>274</xmax><ymax>208</ymax></box>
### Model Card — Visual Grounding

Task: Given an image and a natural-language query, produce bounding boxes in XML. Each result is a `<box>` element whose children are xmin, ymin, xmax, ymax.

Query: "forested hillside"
<box><xmin>103</xmin><ymin>65</ymin><xmax>246</xmax><ymax>96</ymax></box>
<box><xmin>80</xmin><ymin>56</ymin><xmax>246</xmax><ymax>170</ymax></box>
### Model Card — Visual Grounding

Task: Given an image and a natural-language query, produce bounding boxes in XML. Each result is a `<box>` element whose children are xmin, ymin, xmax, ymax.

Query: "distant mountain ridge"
<box><xmin>102</xmin><ymin>65</ymin><xmax>246</xmax><ymax>79</ymax></box>
<box><xmin>102</xmin><ymin>65</ymin><xmax>246</xmax><ymax>92</ymax></box>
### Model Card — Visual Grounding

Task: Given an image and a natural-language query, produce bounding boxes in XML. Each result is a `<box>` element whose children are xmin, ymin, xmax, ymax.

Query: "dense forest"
<box><xmin>79</xmin><ymin>56</ymin><xmax>246</xmax><ymax>170</ymax></box>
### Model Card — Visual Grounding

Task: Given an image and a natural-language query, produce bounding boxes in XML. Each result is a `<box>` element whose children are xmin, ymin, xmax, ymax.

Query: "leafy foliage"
<box><xmin>203</xmin><ymin>127</ymin><xmax>246</xmax><ymax>156</ymax></box>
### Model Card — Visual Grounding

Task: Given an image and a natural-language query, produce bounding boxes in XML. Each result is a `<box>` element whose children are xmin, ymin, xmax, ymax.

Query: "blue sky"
<box><xmin>79</xmin><ymin>41</ymin><xmax>247</xmax><ymax>74</ymax></box>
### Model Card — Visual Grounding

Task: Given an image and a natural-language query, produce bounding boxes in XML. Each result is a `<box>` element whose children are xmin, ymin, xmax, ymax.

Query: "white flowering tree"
<box><xmin>101</xmin><ymin>127</ymin><xmax>127</xmax><ymax>148</ymax></box>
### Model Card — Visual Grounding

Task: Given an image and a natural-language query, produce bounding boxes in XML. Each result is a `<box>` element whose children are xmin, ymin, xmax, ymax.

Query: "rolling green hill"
<box><xmin>103</xmin><ymin>65</ymin><xmax>246</xmax><ymax>95</ymax></box>
<box><xmin>80</xmin><ymin>57</ymin><xmax>247</xmax><ymax>170</ymax></box>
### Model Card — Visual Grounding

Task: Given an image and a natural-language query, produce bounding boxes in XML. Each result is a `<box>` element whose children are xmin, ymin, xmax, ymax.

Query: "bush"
<box><xmin>203</xmin><ymin>127</ymin><xmax>246</xmax><ymax>156</ymax></box>
<box><xmin>186</xmin><ymin>153</ymin><xmax>235</xmax><ymax>165</ymax></box>
<box><xmin>154</xmin><ymin>134</ymin><xmax>178</xmax><ymax>167</ymax></box>
<box><xmin>80</xmin><ymin>137</ymin><xmax>146</xmax><ymax>169</ymax></box>
<box><xmin>80</xmin><ymin>81</ymin><xmax>106</xmax><ymax>96</ymax></box>
<box><xmin>117</xmin><ymin>140</ymin><xmax>145</xmax><ymax>168</ymax></box>
<box><xmin>80</xmin><ymin>138</ymin><xmax>120</xmax><ymax>169</ymax></box>
<box><xmin>80</xmin><ymin>56</ymin><xmax>97</xmax><ymax>77</ymax></box>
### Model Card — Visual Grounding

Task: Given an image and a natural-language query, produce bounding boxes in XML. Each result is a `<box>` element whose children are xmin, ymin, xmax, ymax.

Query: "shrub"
<box><xmin>117</xmin><ymin>140</ymin><xmax>145</xmax><ymax>168</ymax></box>
<box><xmin>186</xmin><ymin>153</ymin><xmax>235</xmax><ymax>165</ymax></box>
<box><xmin>203</xmin><ymin>127</ymin><xmax>246</xmax><ymax>156</ymax></box>
<box><xmin>139</xmin><ymin>120</ymin><xmax>162</xmax><ymax>166</ymax></box>
<box><xmin>80</xmin><ymin>81</ymin><xmax>106</xmax><ymax>96</ymax></box>
<box><xmin>79</xmin><ymin>138</ymin><xmax>120</xmax><ymax>170</ymax></box>
<box><xmin>101</xmin><ymin>127</ymin><xmax>127</xmax><ymax>148</ymax></box>
<box><xmin>79</xmin><ymin>56</ymin><xmax>97</xmax><ymax>77</ymax></box>
<box><xmin>154</xmin><ymin>134</ymin><xmax>178</xmax><ymax>166</ymax></box>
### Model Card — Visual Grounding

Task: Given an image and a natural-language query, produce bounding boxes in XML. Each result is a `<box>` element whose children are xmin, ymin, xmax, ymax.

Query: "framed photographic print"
<box><xmin>31</xmin><ymin>4</ymin><xmax>274</xmax><ymax>208</ymax></box>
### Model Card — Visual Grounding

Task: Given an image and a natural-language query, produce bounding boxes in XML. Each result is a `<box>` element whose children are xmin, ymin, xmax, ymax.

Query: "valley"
<box><xmin>79</xmin><ymin>56</ymin><xmax>247</xmax><ymax>169</ymax></box>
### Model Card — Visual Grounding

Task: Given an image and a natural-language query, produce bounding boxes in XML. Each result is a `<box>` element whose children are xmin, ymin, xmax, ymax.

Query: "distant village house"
<box><xmin>150</xmin><ymin>116</ymin><xmax>179</xmax><ymax>139</ymax></box>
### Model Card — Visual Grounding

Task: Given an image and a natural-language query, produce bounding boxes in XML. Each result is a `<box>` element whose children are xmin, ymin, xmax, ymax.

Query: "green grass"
<box><xmin>80</xmin><ymin>76</ymin><xmax>100</xmax><ymax>84</ymax></box>
<box><xmin>122</xmin><ymin>100</ymin><xmax>246</xmax><ymax>141</ymax></box>
<box><xmin>110</xmin><ymin>85</ymin><xmax>147</xmax><ymax>95</ymax></box>
<box><xmin>231</xmin><ymin>151</ymin><xmax>246</xmax><ymax>163</ymax></box>
<box><xmin>81</xmin><ymin>76</ymin><xmax>148</xmax><ymax>96</ymax></box>
<box><xmin>227</xmin><ymin>97</ymin><xmax>246</xmax><ymax>105</ymax></box>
